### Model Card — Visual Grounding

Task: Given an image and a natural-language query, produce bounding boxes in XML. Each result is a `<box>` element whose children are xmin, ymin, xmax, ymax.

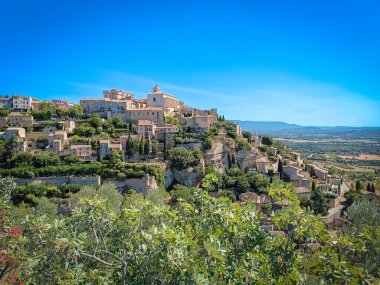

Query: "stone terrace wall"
<box><xmin>14</xmin><ymin>176</ymin><xmax>101</xmax><ymax>186</ymax></box>
<box><xmin>103</xmin><ymin>174</ymin><xmax>158</xmax><ymax>193</ymax></box>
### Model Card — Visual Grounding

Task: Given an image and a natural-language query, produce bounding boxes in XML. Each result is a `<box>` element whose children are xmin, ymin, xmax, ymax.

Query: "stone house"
<box><xmin>12</xmin><ymin>95</ymin><xmax>32</xmax><ymax>111</ymax></box>
<box><xmin>0</xmin><ymin>96</ymin><xmax>12</xmax><ymax>109</ymax></box>
<box><xmin>7</xmin><ymin>112</ymin><xmax>34</xmax><ymax>128</ymax></box>
<box><xmin>99</xmin><ymin>140</ymin><xmax>122</xmax><ymax>160</ymax></box>
<box><xmin>68</xmin><ymin>145</ymin><xmax>93</xmax><ymax>160</ymax></box>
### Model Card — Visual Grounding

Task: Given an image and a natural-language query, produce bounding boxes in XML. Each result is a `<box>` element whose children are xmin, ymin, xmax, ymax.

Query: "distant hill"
<box><xmin>232</xmin><ymin>120</ymin><xmax>380</xmax><ymax>141</ymax></box>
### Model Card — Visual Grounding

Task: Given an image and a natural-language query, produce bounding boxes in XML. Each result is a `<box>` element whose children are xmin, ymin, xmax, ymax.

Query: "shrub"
<box><xmin>168</xmin><ymin>147</ymin><xmax>201</xmax><ymax>170</ymax></box>
<box><xmin>236</xmin><ymin>139</ymin><xmax>251</xmax><ymax>151</ymax></box>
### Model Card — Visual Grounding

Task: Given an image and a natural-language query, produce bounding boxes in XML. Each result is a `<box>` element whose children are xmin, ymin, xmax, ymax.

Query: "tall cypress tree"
<box><xmin>144</xmin><ymin>139</ymin><xmax>150</xmax><ymax>155</ymax></box>
<box><xmin>312</xmin><ymin>180</ymin><xmax>316</xmax><ymax>192</ymax></box>
<box><xmin>153</xmin><ymin>141</ymin><xmax>159</xmax><ymax>157</ymax></box>
<box><xmin>367</xmin><ymin>183</ymin><xmax>371</xmax><ymax>192</ymax></box>
<box><xmin>371</xmin><ymin>183</ymin><xmax>376</xmax><ymax>193</ymax></box>
<box><xmin>139</xmin><ymin>137</ymin><xmax>145</xmax><ymax>155</ymax></box>
<box><xmin>355</xmin><ymin>180</ymin><xmax>361</xmax><ymax>191</ymax></box>
<box><xmin>278</xmin><ymin>158</ymin><xmax>283</xmax><ymax>180</ymax></box>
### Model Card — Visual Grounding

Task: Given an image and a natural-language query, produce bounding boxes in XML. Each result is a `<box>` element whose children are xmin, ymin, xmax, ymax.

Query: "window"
<box><xmin>153</xmin><ymin>97</ymin><xmax>156</xmax><ymax>102</ymax></box>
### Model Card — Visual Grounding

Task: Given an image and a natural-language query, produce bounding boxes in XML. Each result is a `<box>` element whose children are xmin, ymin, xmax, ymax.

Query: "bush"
<box><xmin>262</xmin><ymin>136</ymin><xmax>273</xmax><ymax>146</ymax></box>
<box><xmin>236</xmin><ymin>139</ymin><xmax>251</xmax><ymax>151</ymax></box>
<box><xmin>216</xmin><ymin>189</ymin><xmax>236</xmax><ymax>202</ymax></box>
<box><xmin>170</xmin><ymin>184</ymin><xmax>196</xmax><ymax>204</ymax></box>
<box><xmin>168</xmin><ymin>147</ymin><xmax>201</xmax><ymax>170</ymax></box>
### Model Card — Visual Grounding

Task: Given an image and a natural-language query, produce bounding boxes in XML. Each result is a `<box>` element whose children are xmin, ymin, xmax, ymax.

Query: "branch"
<box><xmin>79</xmin><ymin>251</ymin><xmax>116</xmax><ymax>267</ymax></box>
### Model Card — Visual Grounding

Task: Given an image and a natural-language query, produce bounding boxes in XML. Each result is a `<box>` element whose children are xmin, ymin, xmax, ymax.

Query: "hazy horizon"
<box><xmin>1</xmin><ymin>0</ymin><xmax>379</xmax><ymax>126</ymax></box>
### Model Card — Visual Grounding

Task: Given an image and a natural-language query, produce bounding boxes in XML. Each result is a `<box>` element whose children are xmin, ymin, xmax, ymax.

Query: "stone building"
<box><xmin>12</xmin><ymin>95</ymin><xmax>32</xmax><ymax>111</ymax></box>
<box><xmin>99</xmin><ymin>140</ymin><xmax>122</xmax><ymax>160</ymax></box>
<box><xmin>6</xmin><ymin>112</ymin><xmax>34</xmax><ymax>128</ymax></box>
<box><xmin>186</xmin><ymin>114</ymin><xmax>215</xmax><ymax>132</ymax></box>
<box><xmin>68</xmin><ymin>145</ymin><xmax>93</xmax><ymax>160</ymax></box>
<box><xmin>0</xmin><ymin>96</ymin><xmax>12</xmax><ymax>109</ymax></box>
<box><xmin>124</xmin><ymin>108</ymin><xmax>165</xmax><ymax>124</ymax></box>
<box><xmin>146</xmin><ymin>85</ymin><xmax>179</xmax><ymax>109</ymax></box>
<box><xmin>103</xmin><ymin>89</ymin><xmax>134</xmax><ymax>100</ymax></box>
<box><xmin>137</xmin><ymin>120</ymin><xmax>156</xmax><ymax>138</ymax></box>
<box><xmin>80</xmin><ymin>97</ymin><xmax>132</xmax><ymax>118</ymax></box>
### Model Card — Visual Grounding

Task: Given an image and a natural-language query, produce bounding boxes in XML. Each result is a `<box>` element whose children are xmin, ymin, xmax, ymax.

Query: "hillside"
<box><xmin>232</xmin><ymin>120</ymin><xmax>380</xmax><ymax>140</ymax></box>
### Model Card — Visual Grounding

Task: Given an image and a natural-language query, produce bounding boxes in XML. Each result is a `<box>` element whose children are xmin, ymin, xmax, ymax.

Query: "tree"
<box><xmin>33</xmin><ymin>153</ymin><xmax>60</xmax><ymax>168</ymax></box>
<box><xmin>128</xmin><ymin>120</ymin><xmax>133</xmax><ymax>133</ymax></box>
<box><xmin>168</xmin><ymin>147</ymin><xmax>200</xmax><ymax>170</ymax></box>
<box><xmin>311</xmin><ymin>180</ymin><xmax>316</xmax><ymax>192</ymax></box>
<box><xmin>261</xmin><ymin>136</ymin><xmax>273</xmax><ymax>146</ymax></box>
<box><xmin>89</xmin><ymin>114</ymin><xmax>103</xmax><ymax>128</ymax></box>
<box><xmin>144</xmin><ymin>139</ymin><xmax>150</xmax><ymax>155</ymax></box>
<box><xmin>9</xmin><ymin>152</ymin><xmax>34</xmax><ymax>167</ymax></box>
<box><xmin>4</xmin><ymin>135</ymin><xmax>19</xmax><ymax>159</ymax></box>
<box><xmin>278</xmin><ymin>158</ymin><xmax>284</xmax><ymax>180</ymax></box>
<box><xmin>310</xmin><ymin>187</ymin><xmax>329</xmax><ymax>215</ymax></box>
<box><xmin>235</xmin><ymin>176</ymin><xmax>250</xmax><ymax>193</ymax></box>
<box><xmin>108</xmin><ymin>149</ymin><xmax>123</xmax><ymax>168</ymax></box>
<box><xmin>67</xmin><ymin>105</ymin><xmax>83</xmax><ymax>119</ymax></box>
<box><xmin>153</xmin><ymin>141</ymin><xmax>159</xmax><ymax>157</ymax></box>
<box><xmin>371</xmin><ymin>183</ymin><xmax>376</xmax><ymax>193</ymax></box>
<box><xmin>366</xmin><ymin>183</ymin><xmax>371</xmax><ymax>192</ymax></box>
<box><xmin>242</xmin><ymin>131</ymin><xmax>252</xmax><ymax>141</ymax></box>
<box><xmin>201</xmin><ymin>173</ymin><xmax>219</xmax><ymax>192</ymax></box>
<box><xmin>355</xmin><ymin>180</ymin><xmax>362</xmax><ymax>191</ymax></box>
<box><xmin>0</xmin><ymin>108</ymin><xmax>10</xmax><ymax>117</ymax></box>
<box><xmin>345</xmin><ymin>199</ymin><xmax>380</xmax><ymax>232</ymax></box>
<box><xmin>139</xmin><ymin>137</ymin><xmax>145</xmax><ymax>155</ymax></box>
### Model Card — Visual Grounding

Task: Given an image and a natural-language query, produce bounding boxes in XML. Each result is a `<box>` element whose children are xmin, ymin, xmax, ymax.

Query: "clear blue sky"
<box><xmin>1</xmin><ymin>0</ymin><xmax>379</xmax><ymax>126</ymax></box>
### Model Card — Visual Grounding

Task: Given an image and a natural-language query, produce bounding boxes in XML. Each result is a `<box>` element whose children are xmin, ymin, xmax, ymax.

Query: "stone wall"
<box><xmin>103</xmin><ymin>174</ymin><xmax>158</xmax><ymax>193</ymax></box>
<box><xmin>13</xmin><ymin>174</ymin><xmax>157</xmax><ymax>193</ymax></box>
<box><xmin>14</xmin><ymin>176</ymin><xmax>101</xmax><ymax>186</ymax></box>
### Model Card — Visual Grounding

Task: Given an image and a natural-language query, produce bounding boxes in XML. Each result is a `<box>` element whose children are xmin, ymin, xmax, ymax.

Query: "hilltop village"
<box><xmin>0</xmin><ymin>86</ymin><xmax>377</xmax><ymax>230</ymax></box>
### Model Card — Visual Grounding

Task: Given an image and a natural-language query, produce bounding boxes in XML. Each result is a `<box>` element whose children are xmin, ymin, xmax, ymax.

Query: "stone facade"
<box><xmin>6</xmin><ymin>112</ymin><xmax>34</xmax><ymax>128</ymax></box>
<box><xmin>12</xmin><ymin>95</ymin><xmax>32</xmax><ymax>111</ymax></box>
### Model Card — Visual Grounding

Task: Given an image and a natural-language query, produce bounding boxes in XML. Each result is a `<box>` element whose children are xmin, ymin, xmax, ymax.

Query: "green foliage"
<box><xmin>344</xmin><ymin>199</ymin><xmax>380</xmax><ymax>232</ymax></box>
<box><xmin>262</xmin><ymin>136</ymin><xmax>273</xmax><ymax>146</ymax></box>
<box><xmin>170</xmin><ymin>184</ymin><xmax>196</xmax><ymax>204</ymax></box>
<box><xmin>201</xmin><ymin>173</ymin><xmax>219</xmax><ymax>191</ymax></box>
<box><xmin>67</xmin><ymin>105</ymin><xmax>84</xmax><ymax>119</ymax></box>
<box><xmin>75</xmin><ymin>123</ymin><xmax>96</xmax><ymax>137</ymax></box>
<box><xmin>345</xmin><ymin>189</ymin><xmax>365</xmax><ymax>207</ymax></box>
<box><xmin>63</xmin><ymin>154</ymin><xmax>81</xmax><ymax>164</ymax></box>
<box><xmin>235</xmin><ymin>138</ymin><xmax>251</xmax><ymax>151</ymax></box>
<box><xmin>310</xmin><ymin>187</ymin><xmax>330</xmax><ymax>215</ymax></box>
<box><xmin>168</xmin><ymin>147</ymin><xmax>202</xmax><ymax>170</ymax></box>
<box><xmin>0</xmin><ymin>108</ymin><xmax>10</xmax><ymax>117</ymax></box>
<box><xmin>215</xmin><ymin>189</ymin><xmax>237</xmax><ymax>202</ymax></box>
<box><xmin>153</xmin><ymin>141</ymin><xmax>159</xmax><ymax>157</ymax></box>
<box><xmin>234</xmin><ymin>175</ymin><xmax>250</xmax><ymax>193</ymax></box>
<box><xmin>2</xmin><ymin>178</ymin><xmax>380</xmax><ymax>284</ymax></box>
<box><xmin>88</xmin><ymin>114</ymin><xmax>103</xmax><ymax>128</ymax></box>
<box><xmin>9</xmin><ymin>152</ymin><xmax>34</xmax><ymax>167</ymax></box>
<box><xmin>33</xmin><ymin>152</ymin><xmax>60</xmax><ymax>168</ymax></box>
<box><xmin>258</xmin><ymin>146</ymin><xmax>268</xmax><ymax>153</ymax></box>
<box><xmin>242</xmin><ymin>131</ymin><xmax>252</xmax><ymax>140</ymax></box>
<box><xmin>165</xmin><ymin>116</ymin><xmax>180</xmax><ymax>125</ymax></box>
<box><xmin>246</xmin><ymin>171</ymin><xmax>269</xmax><ymax>194</ymax></box>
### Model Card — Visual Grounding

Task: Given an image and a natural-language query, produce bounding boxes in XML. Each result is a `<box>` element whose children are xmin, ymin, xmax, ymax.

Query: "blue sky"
<box><xmin>1</xmin><ymin>0</ymin><xmax>379</xmax><ymax>126</ymax></box>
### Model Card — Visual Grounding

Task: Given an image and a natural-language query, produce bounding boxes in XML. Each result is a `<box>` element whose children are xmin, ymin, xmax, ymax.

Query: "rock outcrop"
<box><xmin>204</xmin><ymin>141</ymin><xmax>230</xmax><ymax>172</ymax></box>
<box><xmin>165</xmin><ymin>167</ymin><xmax>175</xmax><ymax>188</ymax></box>
<box><xmin>173</xmin><ymin>161</ymin><xmax>205</xmax><ymax>187</ymax></box>
<box><xmin>235</xmin><ymin>148</ymin><xmax>259</xmax><ymax>171</ymax></box>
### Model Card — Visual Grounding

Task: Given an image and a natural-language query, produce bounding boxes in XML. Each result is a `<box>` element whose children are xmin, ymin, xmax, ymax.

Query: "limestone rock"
<box><xmin>204</xmin><ymin>141</ymin><xmax>230</xmax><ymax>172</ymax></box>
<box><xmin>173</xmin><ymin>162</ymin><xmax>205</xmax><ymax>187</ymax></box>
<box><xmin>235</xmin><ymin>148</ymin><xmax>259</xmax><ymax>171</ymax></box>
<box><xmin>165</xmin><ymin>167</ymin><xmax>175</xmax><ymax>188</ymax></box>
